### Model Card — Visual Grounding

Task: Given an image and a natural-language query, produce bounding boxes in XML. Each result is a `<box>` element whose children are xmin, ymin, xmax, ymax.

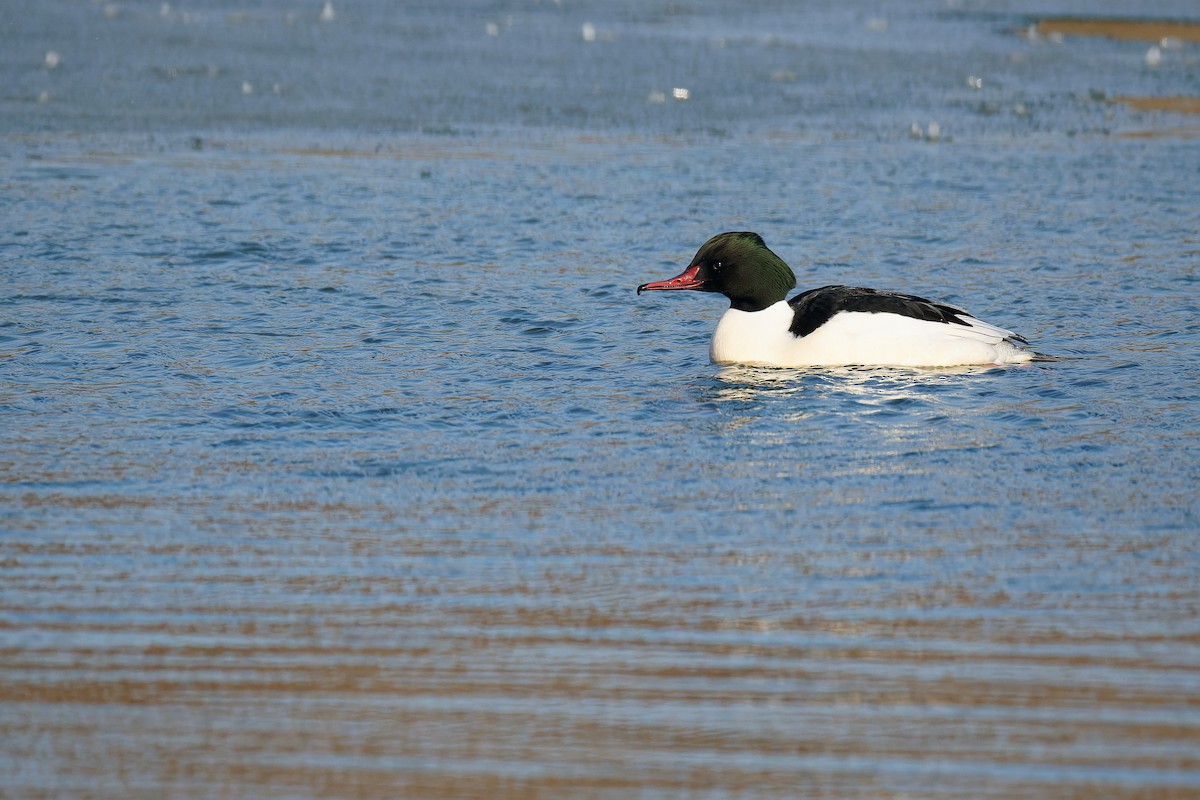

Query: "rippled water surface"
<box><xmin>3</xmin><ymin>1</ymin><xmax>1199</xmax><ymax>797</ymax></box>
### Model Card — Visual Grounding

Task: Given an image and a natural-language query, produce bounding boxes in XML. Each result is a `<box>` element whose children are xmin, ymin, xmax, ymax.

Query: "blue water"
<box><xmin>2</xmin><ymin>1</ymin><xmax>1199</xmax><ymax>797</ymax></box>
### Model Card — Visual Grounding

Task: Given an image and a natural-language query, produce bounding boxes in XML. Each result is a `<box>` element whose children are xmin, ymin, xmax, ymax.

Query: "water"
<box><xmin>3</xmin><ymin>1</ymin><xmax>1199</xmax><ymax>797</ymax></box>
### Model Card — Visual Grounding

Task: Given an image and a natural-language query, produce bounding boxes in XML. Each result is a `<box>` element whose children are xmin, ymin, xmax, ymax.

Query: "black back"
<box><xmin>788</xmin><ymin>285</ymin><xmax>981</xmax><ymax>338</ymax></box>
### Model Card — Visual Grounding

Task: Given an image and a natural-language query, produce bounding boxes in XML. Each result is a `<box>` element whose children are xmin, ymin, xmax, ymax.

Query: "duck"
<box><xmin>637</xmin><ymin>231</ymin><xmax>1045</xmax><ymax>368</ymax></box>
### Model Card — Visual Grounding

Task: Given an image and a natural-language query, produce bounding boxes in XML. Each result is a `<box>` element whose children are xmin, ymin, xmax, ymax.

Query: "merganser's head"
<box><xmin>637</xmin><ymin>231</ymin><xmax>797</xmax><ymax>312</ymax></box>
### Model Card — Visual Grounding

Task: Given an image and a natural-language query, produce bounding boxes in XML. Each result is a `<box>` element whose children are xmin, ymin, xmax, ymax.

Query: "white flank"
<box><xmin>710</xmin><ymin>301</ymin><xmax>1034</xmax><ymax>368</ymax></box>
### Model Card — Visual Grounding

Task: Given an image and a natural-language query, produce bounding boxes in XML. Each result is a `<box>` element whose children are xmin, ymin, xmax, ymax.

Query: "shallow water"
<box><xmin>3</xmin><ymin>1</ymin><xmax>1200</xmax><ymax>797</ymax></box>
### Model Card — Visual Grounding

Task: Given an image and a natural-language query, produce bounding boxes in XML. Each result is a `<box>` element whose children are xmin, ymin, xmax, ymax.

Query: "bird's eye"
<box><xmin>713</xmin><ymin>261</ymin><xmax>723</xmax><ymax>271</ymax></box>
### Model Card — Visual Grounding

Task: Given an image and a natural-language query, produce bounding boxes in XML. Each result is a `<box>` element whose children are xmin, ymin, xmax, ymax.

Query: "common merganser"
<box><xmin>638</xmin><ymin>231</ymin><xmax>1045</xmax><ymax>368</ymax></box>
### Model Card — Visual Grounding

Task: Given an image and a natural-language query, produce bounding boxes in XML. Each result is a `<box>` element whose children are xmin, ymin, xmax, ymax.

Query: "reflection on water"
<box><xmin>3</xmin><ymin>514</ymin><xmax>1198</xmax><ymax>797</ymax></box>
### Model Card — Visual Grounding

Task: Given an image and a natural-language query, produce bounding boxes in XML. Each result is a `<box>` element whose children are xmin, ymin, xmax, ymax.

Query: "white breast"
<box><xmin>710</xmin><ymin>301</ymin><xmax>1033</xmax><ymax>367</ymax></box>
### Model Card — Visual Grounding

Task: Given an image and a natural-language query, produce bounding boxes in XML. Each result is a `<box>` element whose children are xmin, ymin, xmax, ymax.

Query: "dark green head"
<box><xmin>637</xmin><ymin>232</ymin><xmax>797</xmax><ymax>312</ymax></box>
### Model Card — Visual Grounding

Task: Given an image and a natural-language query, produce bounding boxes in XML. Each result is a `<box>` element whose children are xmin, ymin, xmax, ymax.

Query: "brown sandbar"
<box><xmin>1035</xmin><ymin>18</ymin><xmax>1200</xmax><ymax>43</ymax></box>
